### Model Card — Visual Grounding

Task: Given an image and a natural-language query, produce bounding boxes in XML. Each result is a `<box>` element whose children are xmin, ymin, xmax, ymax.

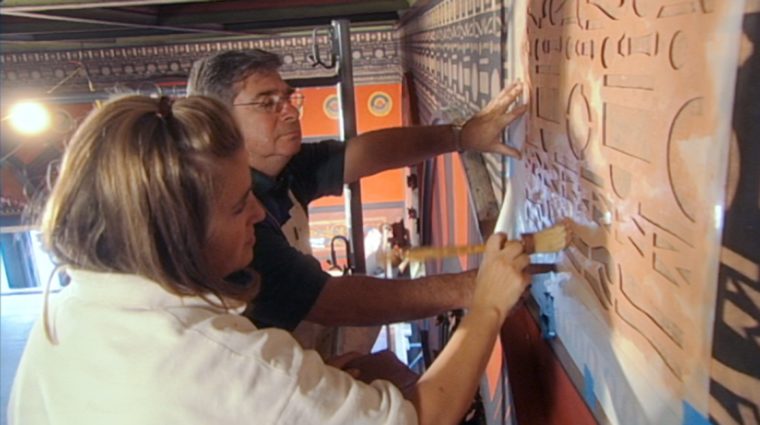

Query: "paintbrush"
<box><xmin>384</xmin><ymin>221</ymin><xmax>571</xmax><ymax>273</ymax></box>
<box><xmin>519</xmin><ymin>220</ymin><xmax>572</xmax><ymax>255</ymax></box>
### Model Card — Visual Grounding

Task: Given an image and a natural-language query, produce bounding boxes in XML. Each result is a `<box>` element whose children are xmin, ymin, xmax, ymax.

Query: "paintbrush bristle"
<box><xmin>527</xmin><ymin>221</ymin><xmax>572</xmax><ymax>253</ymax></box>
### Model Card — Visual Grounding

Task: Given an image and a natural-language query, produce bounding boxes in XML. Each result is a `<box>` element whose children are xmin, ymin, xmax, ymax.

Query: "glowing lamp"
<box><xmin>7</xmin><ymin>101</ymin><xmax>51</xmax><ymax>135</ymax></box>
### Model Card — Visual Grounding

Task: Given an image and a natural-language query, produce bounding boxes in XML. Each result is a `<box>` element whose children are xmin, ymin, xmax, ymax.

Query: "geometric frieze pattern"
<box><xmin>520</xmin><ymin>0</ymin><xmax>744</xmax><ymax>423</ymax></box>
<box><xmin>399</xmin><ymin>1</ymin><xmax>520</xmax><ymax>424</ymax></box>
<box><xmin>0</xmin><ymin>26</ymin><xmax>401</xmax><ymax>96</ymax></box>
<box><xmin>399</xmin><ymin>0</ymin><xmax>510</xmax><ymax>201</ymax></box>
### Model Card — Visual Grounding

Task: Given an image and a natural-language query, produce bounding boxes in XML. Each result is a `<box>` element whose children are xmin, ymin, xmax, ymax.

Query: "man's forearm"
<box><xmin>343</xmin><ymin>125</ymin><xmax>457</xmax><ymax>183</ymax></box>
<box><xmin>306</xmin><ymin>270</ymin><xmax>476</xmax><ymax>326</ymax></box>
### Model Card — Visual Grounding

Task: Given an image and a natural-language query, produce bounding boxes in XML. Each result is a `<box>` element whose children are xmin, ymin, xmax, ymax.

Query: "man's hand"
<box><xmin>344</xmin><ymin>350</ymin><xmax>419</xmax><ymax>396</ymax></box>
<box><xmin>327</xmin><ymin>350</ymin><xmax>419</xmax><ymax>396</ymax></box>
<box><xmin>459</xmin><ymin>81</ymin><xmax>528</xmax><ymax>158</ymax></box>
<box><xmin>326</xmin><ymin>351</ymin><xmax>365</xmax><ymax>378</ymax></box>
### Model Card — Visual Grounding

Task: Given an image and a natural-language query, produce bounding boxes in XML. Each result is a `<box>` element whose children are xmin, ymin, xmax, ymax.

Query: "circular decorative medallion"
<box><xmin>323</xmin><ymin>94</ymin><xmax>340</xmax><ymax>120</ymax></box>
<box><xmin>368</xmin><ymin>91</ymin><xmax>392</xmax><ymax>117</ymax></box>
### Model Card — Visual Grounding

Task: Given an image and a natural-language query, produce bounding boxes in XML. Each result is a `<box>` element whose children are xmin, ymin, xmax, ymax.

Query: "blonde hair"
<box><xmin>41</xmin><ymin>95</ymin><xmax>257</xmax><ymax>304</ymax></box>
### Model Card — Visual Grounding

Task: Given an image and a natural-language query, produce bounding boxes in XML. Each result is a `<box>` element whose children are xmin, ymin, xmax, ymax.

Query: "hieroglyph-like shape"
<box><xmin>518</xmin><ymin>0</ymin><xmax>744</xmax><ymax>422</ymax></box>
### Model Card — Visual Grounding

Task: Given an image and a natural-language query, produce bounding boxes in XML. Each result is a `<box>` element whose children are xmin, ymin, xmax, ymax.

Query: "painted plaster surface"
<box><xmin>508</xmin><ymin>0</ymin><xmax>745</xmax><ymax>423</ymax></box>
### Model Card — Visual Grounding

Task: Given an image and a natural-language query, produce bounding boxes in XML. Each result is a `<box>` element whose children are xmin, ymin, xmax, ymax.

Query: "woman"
<box><xmin>9</xmin><ymin>95</ymin><xmax>530</xmax><ymax>425</ymax></box>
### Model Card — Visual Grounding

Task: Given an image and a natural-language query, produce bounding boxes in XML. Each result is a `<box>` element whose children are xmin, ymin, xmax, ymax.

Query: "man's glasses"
<box><xmin>232</xmin><ymin>92</ymin><xmax>304</xmax><ymax>113</ymax></box>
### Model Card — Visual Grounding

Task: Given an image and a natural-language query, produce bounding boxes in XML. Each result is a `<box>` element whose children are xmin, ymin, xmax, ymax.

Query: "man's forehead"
<box><xmin>237</xmin><ymin>71</ymin><xmax>290</xmax><ymax>95</ymax></box>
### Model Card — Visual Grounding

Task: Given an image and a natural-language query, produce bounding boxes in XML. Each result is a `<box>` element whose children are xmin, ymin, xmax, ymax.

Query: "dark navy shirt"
<box><xmin>245</xmin><ymin>140</ymin><xmax>345</xmax><ymax>331</ymax></box>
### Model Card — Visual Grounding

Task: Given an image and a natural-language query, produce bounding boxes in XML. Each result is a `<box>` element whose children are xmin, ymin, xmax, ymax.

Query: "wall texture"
<box><xmin>400</xmin><ymin>0</ymin><xmax>758</xmax><ymax>424</ymax></box>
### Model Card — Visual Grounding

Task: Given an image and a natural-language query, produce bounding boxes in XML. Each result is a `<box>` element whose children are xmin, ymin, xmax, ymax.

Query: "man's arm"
<box><xmin>305</xmin><ymin>270</ymin><xmax>477</xmax><ymax>326</ymax></box>
<box><xmin>343</xmin><ymin>82</ymin><xmax>528</xmax><ymax>183</ymax></box>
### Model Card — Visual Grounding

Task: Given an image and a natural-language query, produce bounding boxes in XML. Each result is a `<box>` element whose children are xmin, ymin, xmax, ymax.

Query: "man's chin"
<box><xmin>283</xmin><ymin>131</ymin><xmax>302</xmax><ymax>142</ymax></box>
<box><xmin>279</xmin><ymin>135</ymin><xmax>303</xmax><ymax>154</ymax></box>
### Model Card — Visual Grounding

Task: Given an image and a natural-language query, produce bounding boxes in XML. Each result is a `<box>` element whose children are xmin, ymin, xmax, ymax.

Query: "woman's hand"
<box><xmin>471</xmin><ymin>233</ymin><xmax>531</xmax><ymax>323</ymax></box>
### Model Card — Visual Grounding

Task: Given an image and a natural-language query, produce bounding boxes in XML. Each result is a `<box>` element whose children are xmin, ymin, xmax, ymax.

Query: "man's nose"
<box><xmin>279</xmin><ymin>101</ymin><xmax>300</xmax><ymax>121</ymax></box>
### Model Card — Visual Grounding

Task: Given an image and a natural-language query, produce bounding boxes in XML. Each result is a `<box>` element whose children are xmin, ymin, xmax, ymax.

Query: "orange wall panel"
<box><xmin>306</xmin><ymin>83</ymin><xmax>404</xmax><ymax>209</ymax></box>
<box><xmin>299</xmin><ymin>86</ymin><xmax>339</xmax><ymax>137</ymax></box>
<box><xmin>355</xmin><ymin>83</ymin><xmax>402</xmax><ymax>133</ymax></box>
<box><xmin>310</xmin><ymin>194</ymin><xmax>343</xmax><ymax>208</ymax></box>
<box><xmin>451</xmin><ymin>154</ymin><xmax>470</xmax><ymax>267</ymax></box>
<box><xmin>360</xmin><ymin>169</ymin><xmax>405</xmax><ymax>203</ymax></box>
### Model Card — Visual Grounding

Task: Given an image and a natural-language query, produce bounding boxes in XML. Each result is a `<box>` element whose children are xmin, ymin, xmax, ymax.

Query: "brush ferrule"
<box><xmin>521</xmin><ymin>233</ymin><xmax>535</xmax><ymax>254</ymax></box>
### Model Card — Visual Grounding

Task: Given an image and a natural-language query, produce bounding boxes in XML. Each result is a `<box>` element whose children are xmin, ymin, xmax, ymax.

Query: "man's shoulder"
<box><xmin>292</xmin><ymin>139</ymin><xmax>343</xmax><ymax>161</ymax></box>
<box><xmin>286</xmin><ymin>140</ymin><xmax>344</xmax><ymax>194</ymax></box>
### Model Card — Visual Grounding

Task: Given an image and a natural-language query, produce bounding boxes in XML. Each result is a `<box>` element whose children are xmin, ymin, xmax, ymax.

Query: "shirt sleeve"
<box><xmin>274</xmin><ymin>330</ymin><xmax>419</xmax><ymax>425</ymax></box>
<box><xmin>246</xmin><ymin>220</ymin><xmax>330</xmax><ymax>331</ymax></box>
<box><xmin>288</xmin><ymin>140</ymin><xmax>345</xmax><ymax>206</ymax></box>
<box><xmin>184</xmin><ymin>316</ymin><xmax>419</xmax><ymax>425</ymax></box>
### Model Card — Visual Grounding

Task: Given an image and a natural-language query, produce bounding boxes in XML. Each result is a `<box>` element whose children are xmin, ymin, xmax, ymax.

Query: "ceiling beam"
<box><xmin>0</xmin><ymin>0</ymin><xmax>222</xmax><ymax>13</ymax></box>
<box><xmin>224</xmin><ymin>14</ymin><xmax>398</xmax><ymax>32</ymax></box>
<box><xmin>0</xmin><ymin>10</ymin><xmax>257</xmax><ymax>36</ymax></box>
<box><xmin>1</xmin><ymin>8</ymin><xmax>158</xmax><ymax>36</ymax></box>
<box><xmin>158</xmin><ymin>0</ymin><xmax>408</xmax><ymax>26</ymax></box>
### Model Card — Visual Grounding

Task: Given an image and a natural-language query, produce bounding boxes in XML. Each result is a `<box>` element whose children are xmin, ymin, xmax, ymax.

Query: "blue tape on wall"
<box><xmin>582</xmin><ymin>365</ymin><xmax>597</xmax><ymax>410</ymax></box>
<box><xmin>529</xmin><ymin>272</ymin><xmax>557</xmax><ymax>339</ymax></box>
<box><xmin>682</xmin><ymin>401</ymin><xmax>710</xmax><ymax>425</ymax></box>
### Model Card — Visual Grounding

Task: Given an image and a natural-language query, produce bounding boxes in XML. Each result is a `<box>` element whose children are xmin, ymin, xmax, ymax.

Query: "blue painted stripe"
<box><xmin>682</xmin><ymin>401</ymin><xmax>710</xmax><ymax>425</ymax></box>
<box><xmin>582</xmin><ymin>365</ymin><xmax>597</xmax><ymax>409</ymax></box>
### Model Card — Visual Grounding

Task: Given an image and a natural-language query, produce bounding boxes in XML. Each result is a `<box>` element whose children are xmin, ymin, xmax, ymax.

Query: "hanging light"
<box><xmin>6</xmin><ymin>101</ymin><xmax>51</xmax><ymax>135</ymax></box>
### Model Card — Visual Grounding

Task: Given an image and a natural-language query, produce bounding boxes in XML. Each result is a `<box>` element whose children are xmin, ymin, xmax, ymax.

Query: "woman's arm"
<box><xmin>407</xmin><ymin>235</ymin><xmax>530</xmax><ymax>425</ymax></box>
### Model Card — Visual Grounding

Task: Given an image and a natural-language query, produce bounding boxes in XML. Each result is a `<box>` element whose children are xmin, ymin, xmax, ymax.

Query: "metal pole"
<box><xmin>332</xmin><ymin>19</ymin><xmax>366</xmax><ymax>274</ymax></box>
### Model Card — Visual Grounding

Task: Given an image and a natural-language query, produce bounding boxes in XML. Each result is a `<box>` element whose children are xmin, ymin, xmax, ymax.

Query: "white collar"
<box><xmin>64</xmin><ymin>269</ymin><xmax>246</xmax><ymax>313</ymax></box>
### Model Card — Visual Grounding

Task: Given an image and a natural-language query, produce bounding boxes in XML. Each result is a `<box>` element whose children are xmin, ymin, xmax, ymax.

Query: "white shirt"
<box><xmin>8</xmin><ymin>269</ymin><xmax>417</xmax><ymax>425</ymax></box>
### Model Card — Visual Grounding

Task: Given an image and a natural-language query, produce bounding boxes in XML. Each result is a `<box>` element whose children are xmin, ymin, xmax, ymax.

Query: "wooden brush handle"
<box><xmin>405</xmin><ymin>232</ymin><xmax>538</xmax><ymax>261</ymax></box>
<box><xmin>401</xmin><ymin>246</ymin><xmax>556</xmax><ymax>274</ymax></box>
<box><xmin>399</xmin><ymin>225</ymin><xmax>569</xmax><ymax>267</ymax></box>
<box><xmin>405</xmin><ymin>244</ymin><xmax>486</xmax><ymax>261</ymax></box>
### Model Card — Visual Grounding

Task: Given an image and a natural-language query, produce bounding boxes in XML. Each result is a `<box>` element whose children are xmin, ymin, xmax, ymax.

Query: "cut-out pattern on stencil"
<box><xmin>522</xmin><ymin>0</ymin><xmax>740</xmax><ymax>422</ymax></box>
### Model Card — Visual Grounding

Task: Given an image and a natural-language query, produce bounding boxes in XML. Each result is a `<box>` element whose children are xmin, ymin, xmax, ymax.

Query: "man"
<box><xmin>187</xmin><ymin>49</ymin><xmax>527</xmax><ymax>356</ymax></box>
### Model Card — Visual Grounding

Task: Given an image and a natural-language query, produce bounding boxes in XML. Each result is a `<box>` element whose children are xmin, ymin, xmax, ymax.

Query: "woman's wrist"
<box><xmin>465</xmin><ymin>301</ymin><xmax>504</xmax><ymax>328</ymax></box>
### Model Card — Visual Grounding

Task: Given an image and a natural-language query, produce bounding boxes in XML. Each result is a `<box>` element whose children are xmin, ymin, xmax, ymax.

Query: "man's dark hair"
<box><xmin>187</xmin><ymin>49</ymin><xmax>282</xmax><ymax>104</ymax></box>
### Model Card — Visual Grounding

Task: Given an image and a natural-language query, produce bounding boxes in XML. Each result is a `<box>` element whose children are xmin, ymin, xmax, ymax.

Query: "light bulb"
<box><xmin>8</xmin><ymin>101</ymin><xmax>51</xmax><ymax>135</ymax></box>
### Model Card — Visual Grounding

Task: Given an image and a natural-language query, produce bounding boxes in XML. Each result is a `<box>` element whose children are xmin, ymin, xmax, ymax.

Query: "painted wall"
<box><xmin>299</xmin><ymin>83</ymin><xmax>408</xmax><ymax>272</ymax></box>
<box><xmin>399</xmin><ymin>1</ymin><xmax>518</xmax><ymax>423</ymax></box>
<box><xmin>304</xmin><ymin>83</ymin><xmax>406</xmax><ymax>208</ymax></box>
<box><xmin>399</xmin><ymin>0</ymin><xmax>759</xmax><ymax>424</ymax></box>
<box><xmin>0</xmin><ymin>102</ymin><xmax>90</xmax><ymax>224</ymax></box>
<box><xmin>0</xmin><ymin>83</ymin><xmax>408</xmax><ymax>273</ymax></box>
<box><xmin>0</xmin><ymin>25</ymin><xmax>402</xmax><ymax>220</ymax></box>
<box><xmin>512</xmin><ymin>1</ymin><xmax>755</xmax><ymax>423</ymax></box>
<box><xmin>1</xmin><ymin>9</ymin><xmax>756</xmax><ymax>424</ymax></box>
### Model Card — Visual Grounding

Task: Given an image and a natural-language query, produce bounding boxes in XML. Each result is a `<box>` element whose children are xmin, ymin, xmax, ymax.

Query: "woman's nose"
<box><xmin>248</xmin><ymin>194</ymin><xmax>266</xmax><ymax>224</ymax></box>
